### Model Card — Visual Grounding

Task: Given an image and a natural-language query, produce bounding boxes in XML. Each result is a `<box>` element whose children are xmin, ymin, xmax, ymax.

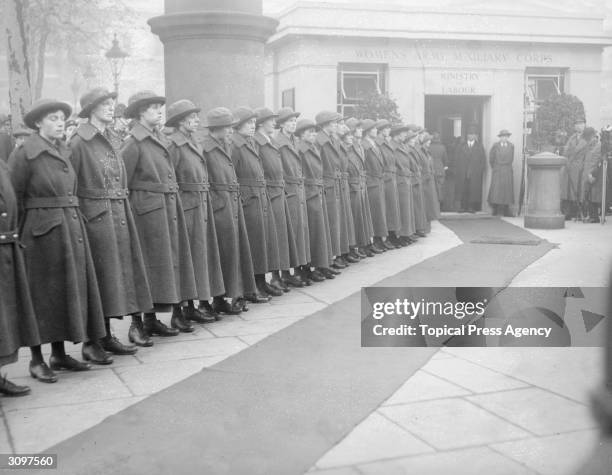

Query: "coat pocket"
<box><xmin>268</xmin><ymin>187</ymin><xmax>284</xmax><ymax>200</ymax></box>
<box><xmin>132</xmin><ymin>192</ymin><xmax>164</xmax><ymax>216</ymax></box>
<box><xmin>180</xmin><ymin>191</ymin><xmax>201</xmax><ymax>211</ymax></box>
<box><xmin>81</xmin><ymin>201</ymin><xmax>109</xmax><ymax>222</ymax></box>
<box><xmin>211</xmin><ymin>191</ymin><xmax>226</xmax><ymax>213</ymax></box>
<box><xmin>31</xmin><ymin>215</ymin><xmax>63</xmax><ymax>237</ymax></box>
<box><xmin>240</xmin><ymin>189</ymin><xmax>259</xmax><ymax>207</ymax></box>
<box><xmin>305</xmin><ymin>188</ymin><xmax>321</xmax><ymax>201</ymax></box>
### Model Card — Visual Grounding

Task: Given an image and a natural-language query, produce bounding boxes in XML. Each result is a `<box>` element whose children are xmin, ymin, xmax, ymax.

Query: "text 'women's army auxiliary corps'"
<box><xmin>0</xmin><ymin>87</ymin><xmax>506</xmax><ymax>396</ymax></box>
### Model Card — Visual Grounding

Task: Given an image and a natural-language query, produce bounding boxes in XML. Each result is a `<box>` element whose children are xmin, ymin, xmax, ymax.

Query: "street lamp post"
<box><xmin>105</xmin><ymin>33</ymin><xmax>129</xmax><ymax>99</ymax></box>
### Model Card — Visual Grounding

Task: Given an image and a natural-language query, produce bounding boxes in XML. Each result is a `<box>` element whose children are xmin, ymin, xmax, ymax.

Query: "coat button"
<box><xmin>121</xmin><ymin>219</ymin><xmax>126</xmax><ymax>225</ymax></box>
<box><xmin>0</xmin><ymin>212</ymin><xmax>6</xmax><ymax>218</ymax></box>
<box><xmin>0</xmin><ymin>235</ymin><xmax>5</xmax><ymax>240</ymax></box>
<box><xmin>78</xmin><ymin>237</ymin><xmax>83</xmax><ymax>243</ymax></box>
<box><xmin>68</xmin><ymin>191</ymin><xmax>72</xmax><ymax>196</ymax></box>
<box><xmin>72</xmin><ymin>214</ymin><xmax>78</xmax><ymax>220</ymax></box>
<box><xmin>168</xmin><ymin>173</ymin><xmax>172</xmax><ymax>178</ymax></box>
<box><xmin>173</xmin><ymin>217</ymin><xmax>177</xmax><ymax>221</ymax></box>
<box><xmin>12</xmin><ymin>233</ymin><xmax>18</xmax><ymax>239</ymax></box>
<box><xmin>63</xmin><ymin>167</ymin><xmax>69</xmax><ymax>173</ymax></box>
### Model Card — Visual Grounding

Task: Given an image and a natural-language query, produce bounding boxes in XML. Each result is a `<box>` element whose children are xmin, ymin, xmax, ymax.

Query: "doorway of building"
<box><xmin>424</xmin><ymin>95</ymin><xmax>489</xmax><ymax>142</ymax></box>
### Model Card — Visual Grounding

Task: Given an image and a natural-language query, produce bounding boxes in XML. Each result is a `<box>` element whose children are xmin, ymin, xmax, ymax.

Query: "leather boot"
<box><xmin>49</xmin><ymin>354</ymin><xmax>91</xmax><ymax>371</ymax></box>
<box><xmin>331</xmin><ymin>257</ymin><xmax>347</xmax><ymax>269</ymax></box>
<box><xmin>263</xmin><ymin>281</ymin><xmax>283</xmax><ymax>297</ymax></box>
<box><xmin>28</xmin><ymin>361</ymin><xmax>58</xmax><ymax>383</ymax></box>
<box><xmin>246</xmin><ymin>290</ymin><xmax>272</xmax><ymax>303</ymax></box>
<box><xmin>317</xmin><ymin>267</ymin><xmax>336</xmax><ymax>279</ymax></box>
<box><xmin>284</xmin><ymin>272</ymin><xmax>305</xmax><ymax>288</ymax></box>
<box><xmin>270</xmin><ymin>276</ymin><xmax>290</xmax><ymax>293</ymax></box>
<box><xmin>231</xmin><ymin>298</ymin><xmax>246</xmax><ymax>313</ymax></box>
<box><xmin>128</xmin><ymin>320</ymin><xmax>154</xmax><ymax>347</ymax></box>
<box><xmin>297</xmin><ymin>267</ymin><xmax>314</xmax><ymax>286</ymax></box>
<box><xmin>171</xmin><ymin>307</ymin><xmax>195</xmax><ymax>333</ymax></box>
<box><xmin>101</xmin><ymin>335</ymin><xmax>138</xmax><ymax>355</ymax></box>
<box><xmin>184</xmin><ymin>305</ymin><xmax>216</xmax><ymax>323</ymax></box>
<box><xmin>309</xmin><ymin>268</ymin><xmax>326</xmax><ymax>281</ymax></box>
<box><xmin>383</xmin><ymin>239</ymin><xmax>396</xmax><ymax>250</ymax></box>
<box><xmin>199</xmin><ymin>301</ymin><xmax>222</xmax><ymax>321</ymax></box>
<box><xmin>416</xmin><ymin>231</ymin><xmax>427</xmax><ymax>238</ymax></box>
<box><xmin>361</xmin><ymin>246</ymin><xmax>375</xmax><ymax>257</ymax></box>
<box><xmin>369</xmin><ymin>243</ymin><xmax>383</xmax><ymax>254</ymax></box>
<box><xmin>144</xmin><ymin>314</ymin><xmax>180</xmax><ymax>337</ymax></box>
<box><xmin>373</xmin><ymin>237</ymin><xmax>387</xmax><ymax>252</ymax></box>
<box><xmin>0</xmin><ymin>375</ymin><xmax>31</xmax><ymax>396</ymax></box>
<box><xmin>212</xmin><ymin>297</ymin><xmax>240</xmax><ymax>315</ymax></box>
<box><xmin>344</xmin><ymin>252</ymin><xmax>359</xmax><ymax>263</ymax></box>
<box><xmin>327</xmin><ymin>266</ymin><xmax>341</xmax><ymax>275</ymax></box>
<box><xmin>82</xmin><ymin>341</ymin><xmax>114</xmax><ymax>365</ymax></box>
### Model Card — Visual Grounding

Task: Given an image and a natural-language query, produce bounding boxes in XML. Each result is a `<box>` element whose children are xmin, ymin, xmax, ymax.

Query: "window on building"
<box><xmin>337</xmin><ymin>63</ymin><xmax>387</xmax><ymax>117</ymax></box>
<box><xmin>282</xmin><ymin>88</ymin><xmax>295</xmax><ymax>109</ymax></box>
<box><xmin>524</xmin><ymin>69</ymin><xmax>566</xmax><ymax>111</ymax></box>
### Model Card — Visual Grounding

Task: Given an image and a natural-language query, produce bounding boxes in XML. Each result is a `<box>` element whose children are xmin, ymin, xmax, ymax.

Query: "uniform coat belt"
<box><xmin>284</xmin><ymin>176</ymin><xmax>304</xmax><ymax>185</ymax></box>
<box><xmin>265</xmin><ymin>180</ymin><xmax>285</xmax><ymax>188</ymax></box>
<box><xmin>78</xmin><ymin>187</ymin><xmax>129</xmax><ymax>200</ymax></box>
<box><xmin>178</xmin><ymin>182</ymin><xmax>210</xmax><ymax>192</ymax></box>
<box><xmin>130</xmin><ymin>181</ymin><xmax>178</xmax><ymax>193</ymax></box>
<box><xmin>0</xmin><ymin>229</ymin><xmax>20</xmax><ymax>244</ymax></box>
<box><xmin>304</xmin><ymin>178</ymin><xmax>324</xmax><ymax>187</ymax></box>
<box><xmin>24</xmin><ymin>196</ymin><xmax>79</xmax><ymax>209</ymax></box>
<box><xmin>238</xmin><ymin>179</ymin><xmax>266</xmax><ymax>188</ymax></box>
<box><xmin>209</xmin><ymin>182</ymin><xmax>239</xmax><ymax>192</ymax></box>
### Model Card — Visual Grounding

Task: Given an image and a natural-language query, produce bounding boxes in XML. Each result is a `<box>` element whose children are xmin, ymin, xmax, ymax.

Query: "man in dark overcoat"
<box><xmin>166</xmin><ymin>99</ymin><xmax>225</xmax><ymax>324</ymax></box>
<box><xmin>121</xmin><ymin>91</ymin><xmax>198</xmax><ymax>341</ymax></box>
<box><xmin>455</xmin><ymin>124</ymin><xmax>486</xmax><ymax>212</ymax></box>
<box><xmin>561</xmin><ymin>117</ymin><xmax>587</xmax><ymax>219</ymax></box>
<box><xmin>71</xmin><ymin>87</ymin><xmax>153</xmax><ymax>358</ymax></box>
<box><xmin>487</xmin><ymin>129</ymin><xmax>515</xmax><ymax>216</ymax></box>
<box><xmin>274</xmin><ymin>107</ymin><xmax>309</xmax><ymax>286</ymax></box>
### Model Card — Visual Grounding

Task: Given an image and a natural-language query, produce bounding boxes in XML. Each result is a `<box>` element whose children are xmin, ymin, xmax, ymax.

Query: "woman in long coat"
<box><xmin>376</xmin><ymin>121</ymin><xmax>401</xmax><ymax>247</ymax></box>
<box><xmin>345</xmin><ymin>118</ymin><xmax>373</xmax><ymax>257</ymax></box>
<box><xmin>231</xmin><ymin>107</ymin><xmax>280</xmax><ymax>300</ymax></box>
<box><xmin>121</xmin><ymin>91</ymin><xmax>198</xmax><ymax>341</ymax></box>
<box><xmin>487</xmin><ymin>129</ymin><xmax>515</xmax><ymax>216</ymax></box>
<box><xmin>420</xmin><ymin>133</ymin><xmax>441</xmax><ymax>224</ymax></box>
<box><xmin>391</xmin><ymin>126</ymin><xmax>416</xmax><ymax>243</ymax></box>
<box><xmin>9</xmin><ymin>98</ymin><xmax>106</xmax><ymax>383</ymax></box>
<box><xmin>166</xmin><ymin>99</ymin><xmax>225</xmax><ymax>323</ymax></box>
<box><xmin>202</xmin><ymin>108</ymin><xmax>256</xmax><ymax>315</ymax></box>
<box><xmin>274</xmin><ymin>108</ymin><xmax>310</xmax><ymax>285</ymax></box>
<box><xmin>296</xmin><ymin>119</ymin><xmax>335</xmax><ymax>282</ymax></box>
<box><xmin>337</xmin><ymin>125</ymin><xmax>358</xmax><ymax>262</ymax></box>
<box><xmin>362</xmin><ymin>119</ymin><xmax>388</xmax><ymax>252</ymax></box>
<box><xmin>406</xmin><ymin>133</ymin><xmax>428</xmax><ymax>237</ymax></box>
<box><xmin>70</xmin><ymin>88</ymin><xmax>152</xmax><ymax>359</ymax></box>
<box><xmin>254</xmin><ymin>107</ymin><xmax>300</xmax><ymax>291</ymax></box>
<box><xmin>0</xmin><ymin>159</ymin><xmax>41</xmax><ymax>395</ymax></box>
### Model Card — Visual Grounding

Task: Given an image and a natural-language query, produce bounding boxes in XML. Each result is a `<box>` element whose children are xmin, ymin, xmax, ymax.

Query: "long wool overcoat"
<box><xmin>121</xmin><ymin>122</ymin><xmax>197</xmax><ymax>305</ymax></box>
<box><xmin>202</xmin><ymin>135</ymin><xmax>255</xmax><ymax>298</ymax></box>
<box><xmin>275</xmin><ymin>131</ymin><xmax>310</xmax><ymax>267</ymax></box>
<box><xmin>316</xmin><ymin>131</ymin><xmax>342</xmax><ymax>256</ymax></box>
<box><xmin>561</xmin><ymin>132</ymin><xmax>588</xmax><ymax>202</ymax></box>
<box><xmin>487</xmin><ymin>141</ymin><xmax>515</xmax><ymax>206</ymax></box>
<box><xmin>70</xmin><ymin>123</ymin><xmax>153</xmax><ymax>317</ymax></box>
<box><xmin>168</xmin><ymin>130</ymin><xmax>225</xmax><ymax>300</ymax></box>
<box><xmin>338</xmin><ymin>142</ymin><xmax>356</xmax><ymax>250</ymax></box>
<box><xmin>0</xmin><ymin>160</ymin><xmax>40</xmax><ymax>364</ymax></box>
<box><xmin>231</xmin><ymin>133</ymin><xmax>279</xmax><ymax>274</ymax></box>
<box><xmin>298</xmin><ymin>140</ymin><xmax>332</xmax><ymax>268</ymax></box>
<box><xmin>377</xmin><ymin>137</ymin><xmax>401</xmax><ymax>232</ymax></box>
<box><xmin>406</xmin><ymin>144</ymin><xmax>428</xmax><ymax>233</ymax></box>
<box><xmin>582</xmin><ymin>138</ymin><xmax>603</xmax><ymax>204</ymax></box>
<box><xmin>418</xmin><ymin>145</ymin><xmax>441</xmax><ymax>220</ymax></box>
<box><xmin>455</xmin><ymin>141</ymin><xmax>486</xmax><ymax>206</ymax></box>
<box><xmin>254</xmin><ymin>131</ymin><xmax>298</xmax><ymax>271</ymax></box>
<box><xmin>392</xmin><ymin>140</ymin><xmax>416</xmax><ymax>237</ymax></box>
<box><xmin>346</xmin><ymin>140</ymin><xmax>373</xmax><ymax>247</ymax></box>
<box><xmin>362</xmin><ymin>138</ymin><xmax>387</xmax><ymax>237</ymax></box>
<box><xmin>9</xmin><ymin>134</ymin><xmax>106</xmax><ymax>343</ymax></box>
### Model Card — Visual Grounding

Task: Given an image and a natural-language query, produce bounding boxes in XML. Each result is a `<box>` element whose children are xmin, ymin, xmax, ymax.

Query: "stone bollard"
<box><xmin>524</xmin><ymin>151</ymin><xmax>567</xmax><ymax>229</ymax></box>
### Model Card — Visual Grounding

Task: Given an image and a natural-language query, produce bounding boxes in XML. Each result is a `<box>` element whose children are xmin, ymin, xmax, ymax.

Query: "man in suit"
<box><xmin>487</xmin><ymin>129</ymin><xmax>515</xmax><ymax>217</ymax></box>
<box><xmin>455</xmin><ymin>124</ymin><xmax>486</xmax><ymax>213</ymax></box>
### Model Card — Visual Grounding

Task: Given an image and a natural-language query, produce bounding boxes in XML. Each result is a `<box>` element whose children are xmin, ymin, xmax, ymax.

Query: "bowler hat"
<box><xmin>254</xmin><ymin>107</ymin><xmax>278</xmax><ymax>126</ymax></box>
<box><xmin>24</xmin><ymin>98</ymin><xmax>72</xmax><ymax>130</ymax></box>
<box><xmin>390</xmin><ymin>124</ymin><xmax>410</xmax><ymax>136</ymax></box>
<box><xmin>345</xmin><ymin>117</ymin><xmax>362</xmax><ymax>132</ymax></box>
<box><xmin>12</xmin><ymin>126</ymin><xmax>31</xmax><ymax>138</ymax></box>
<box><xmin>204</xmin><ymin>107</ymin><xmax>237</xmax><ymax>129</ymax></box>
<box><xmin>124</xmin><ymin>90</ymin><xmax>166</xmax><ymax>119</ymax></box>
<box><xmin>315</xmin><ymin>110</ymin><xmax>341</xmax><ymax>127</ymax></box>
<box><xmin>497</xmin><ymin>129</ymin><xmax>512</xmax><ymax>137</ymax></box>
<box><xmin>232</xmin><ymin>107</ymin><xmax>257</xmax><ymax>129</ymax></box>
<box><xmin>361</xmin><ymin>119</ymin><xmax>377</xmax><ymax>134</ymax></box>
<box><xmin>165</xmin><ymin>99</ymin><xmax>201</xmax><ymax>127</ymax></box>
<box><xmin>295</xmin><ymin>119</ymin><xmax>316</xmax><ymax>136</ymax></box>
<box><xmin>276</xmin><ymin>107</ymin><xmax>300</xmax><ymax>125</ymax></box>
<box><xmin>375</xmin><ymin>119</ymin><xmax>391</xmax><ymax>130</ymax></box>
<box><xmin>78</xmin><ymin>87</ymin><xmax>117</xmax><ymax>118</ymax></box>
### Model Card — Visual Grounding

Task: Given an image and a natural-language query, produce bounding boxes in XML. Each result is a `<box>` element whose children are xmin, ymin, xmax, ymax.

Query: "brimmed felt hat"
<box><xmin>78</xmin><ymin>87</ymin><xmax>117</xmax><ymax>118</ymax></box>
<box><xmin>315</xmin><ymin>110</ymin><xmax>341</xmax><ymax>127</ymax></box>
<box><xmin>375</xmin><ymin>119</ymin><xmax>391</xmax><ymax>130</ymax></box>
<box><xmin>204</xmin><ymin>107</ymin><xmax>237</xmax><ymax>128</ymax></box>
<box><xmin>497</xmin><ymin>129</ymin><xmax>512</xmax><ymax>137</ymax></box>
<box><xmin>12</xmin><ymin>126</ymin><xmax>31</xmax><ymax>138</ymax></box>
<box><xmin>421</xmin><ymin>132</ymin><xmax>433</xmax><ymax>142</ymax></box>
<box><xmin>295</xmin><ymin>119</ymin><xmax>316</xmax><ymax>136</ymax></box>
<box><xmin>124</xmin><ymin>90</ymin><xmax>166</xmax><ymax>119</ymax></box>
<box><xmin>276</xmin><ymin>107</ymin><xmax>300</xmax><ymax>125</ymax></box>
<box><xmin>232</xmin><ymin>106</ymin><xmax>257</xmax><ymax>128</ymax></box>
<box><xmin>65</xmin><ymin>119</ymin><xmax>78</xmax><ymax>129</ymax></box>
<box><xmin>24</xmin><ymin>99</ymin><xmax>72</xmax><ymax>129</ymax></box>
<box><xmin>165</xmin><ymin>99</ymin><xmax>201</xmax><ymax>127</ymax></box>
<box><xmin>338</xmin><ymin>123</ymin><xmax>351</xmax><ymax>137</ymax></box>
<box><xmin>361</xmin><ymin>119</ymin><xmax>377</xmax><ymax>134</ymax></box>
<box><xmin>406</xmin><ymin>129</ymin><xmax>418</xmax><ymax>139</ymax></box>
<box><xmin>390</xmin><ymin>124</ymin><xmax>410</xmax><ymax>136</ymax></box>
<box><xmin>467</xmin><ymin>123</ymin><xmax>479</xmax><ymax>134</ymax></box>
<box><xmin>254</xmin><ymin>107</ymin><xmax>278</xmax><ymax>126</ymax></box>
<box><xmin>345</xmin><ymin>117</ymin><xmax>362</xmax><ymax>132</ymax></box>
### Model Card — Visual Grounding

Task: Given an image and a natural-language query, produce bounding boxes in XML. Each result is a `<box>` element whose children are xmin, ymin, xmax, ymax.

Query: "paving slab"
<box><xmin>382</xmin><ymin>370</ymin><xmax>471</xmax><ymax>405</ymax></box>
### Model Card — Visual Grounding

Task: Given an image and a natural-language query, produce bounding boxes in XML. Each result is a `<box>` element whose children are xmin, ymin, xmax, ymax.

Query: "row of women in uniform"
<box><xmin>0</xmin><ymin>87</ymin><xmax>440</xmax><ymax>397</ymax></box>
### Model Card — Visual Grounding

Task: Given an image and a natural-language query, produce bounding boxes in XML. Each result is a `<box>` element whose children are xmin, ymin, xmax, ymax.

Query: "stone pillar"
<box><xmin>524</xmin><ymin>152</ymin><xmax>567</xmax><ymax>229</ymax></box>
<box><xmin>148</xmin><ymin>0</ymin><xmax>278</xmax><ymax>112</ymax></box>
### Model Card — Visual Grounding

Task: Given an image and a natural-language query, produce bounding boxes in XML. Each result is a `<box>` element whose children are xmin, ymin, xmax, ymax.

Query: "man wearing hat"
<box><xmin>362</xmin><ymin>119</ymin><xmax>388</xmax><ymax>253</ymax></box>
<box><xmin>231</xmin><ymin>106</ymin><xmax>281</xmax><ymax>301</ymax></box>
<box><xmin>315</xmin><ymin>111</ymin><xmax>345</xmax><ymax>269</ymax></box>
<box><xmin>296</xmin><ymin>119</ymin><xmax>334</xmax><ymax>281</ymax></box>
<box><xmin>70</xmin><ymin>87</ymin><xmax>153</xmax><ymax>359</ymax></box>
<box><xmin>487</xmin><ymin>129</ymin><xmax>515</xmax><ymax>217</ymax></box>
<box><xmin>121</xmin><ymin>90</ymin><xmax>198</xmax><ymax>343</ymax></box>
<box><xmin>10</xmin><ymin>98</ymin><xmax>107</xmax><ymax>382</ymax></box>
<box><xmin>166</xmin><ymin>99</ymin><xmax>225</xmax><ymax>326</ymax></box>
<box><xmin>561</xmin><ymin>116</ymin><xmax>588</xmax><ymax>219</ymax></box>
<box><xmin>274</xmin><ymin>107</ymin><xmax>310</xmax><ymax>286</ymax></box>
<box><xmin>254</xmin><ymin>107</ymin><xmax>303</xmax><ymax>290</ymax></box>
<box><xmin>376</xmin><ymin>119</ymin><xmax>402</xmax><ymax>249</ymax></box>
<box><xmin>201</xmin><ymin>107</ymin><xmax>256</xmax><ymax>315</ymax></box>
<box><xmin>455</xmin><ymin>124</ymin><xmax>486</xmax><ymax>213</ymax></box>
<box><xmin>390</xmin><ymin>125</ymin><xmax>416</xmax><ymax>245</ymax></box>
<box><xmin>0</xmin><ymin>112</ymin><xmax>14</xmax><ymax>162</ymax></box>
<box><xmin>581</xmin><ymin>127</ymin><xmax>603</xmax><ymax>222</ymax></box>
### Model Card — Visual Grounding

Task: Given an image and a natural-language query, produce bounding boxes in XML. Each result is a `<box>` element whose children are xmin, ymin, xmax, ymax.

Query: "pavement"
<box><xmin>0</xmin><ymin>215</ymin><xmax>610</xmax><ymax>475</ymax></box>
